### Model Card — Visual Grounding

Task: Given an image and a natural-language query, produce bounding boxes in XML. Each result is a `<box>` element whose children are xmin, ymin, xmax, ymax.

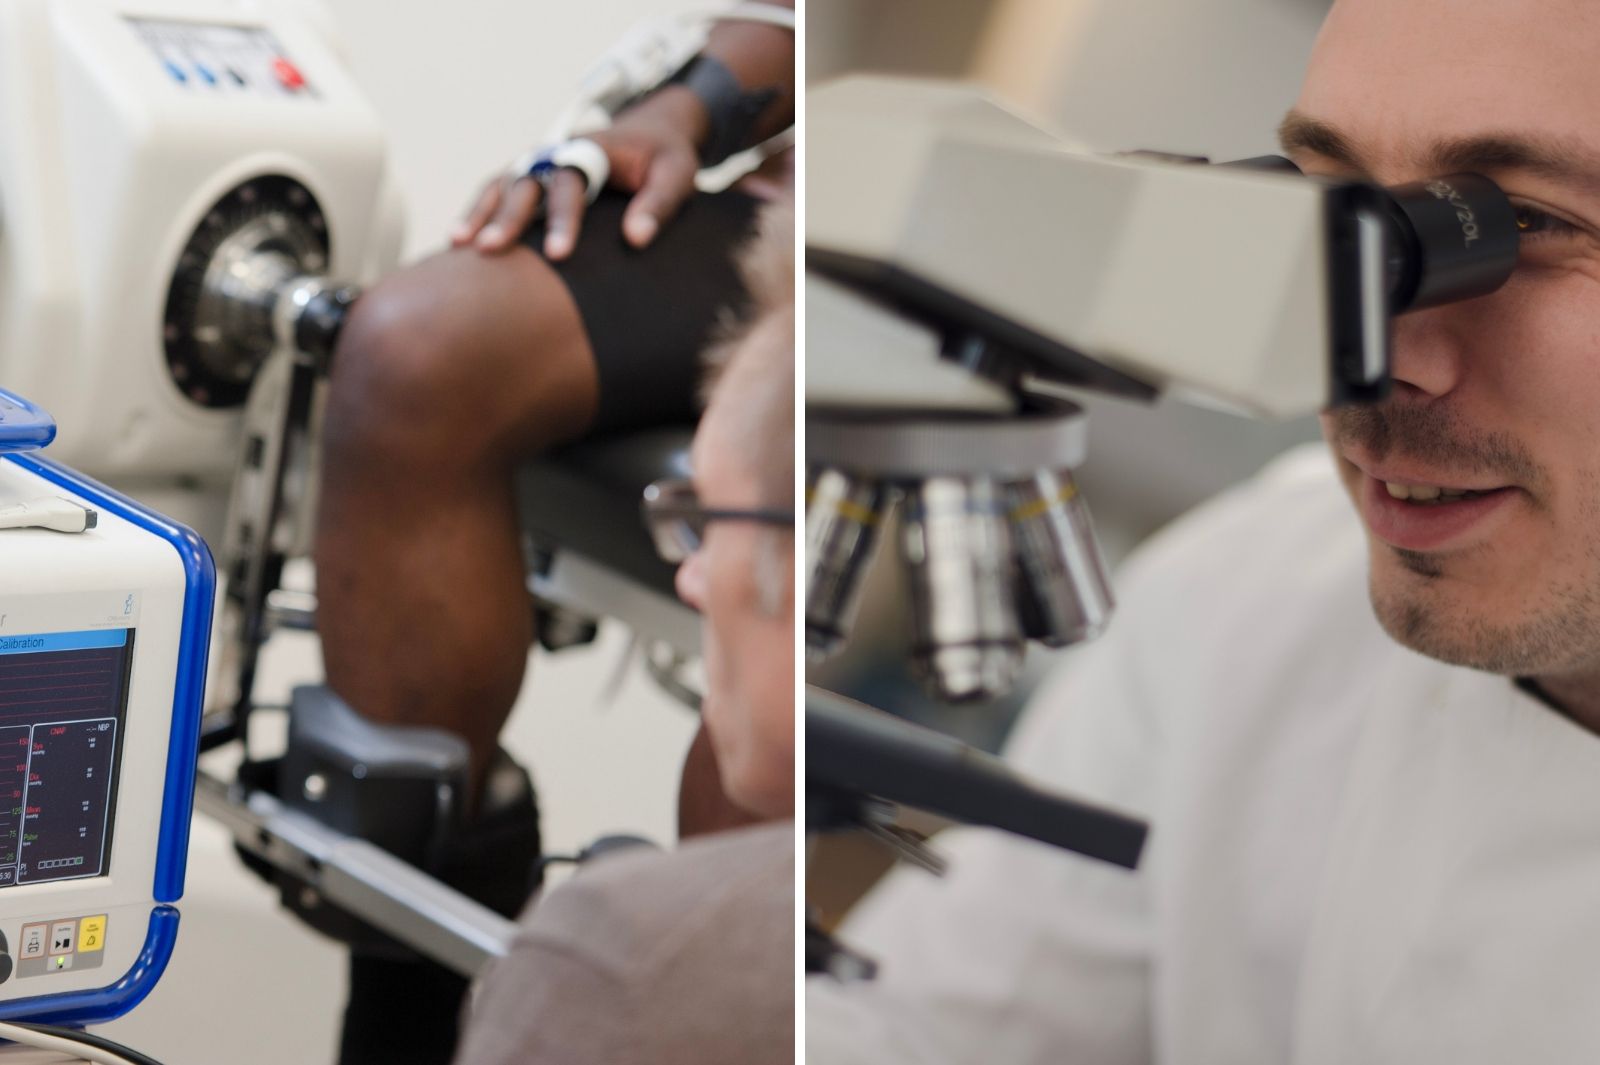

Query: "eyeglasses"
<box><xmin>640</xmin><ymin>478</ymin><xmax>794</xmax><ymax>563</ymax></box>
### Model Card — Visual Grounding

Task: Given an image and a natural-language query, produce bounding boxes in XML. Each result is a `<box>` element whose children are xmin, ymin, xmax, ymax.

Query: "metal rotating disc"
<box><xmin>161</xmin><ymin>176</ymin><xmax>331</xmax><ymax>408</ymax></box>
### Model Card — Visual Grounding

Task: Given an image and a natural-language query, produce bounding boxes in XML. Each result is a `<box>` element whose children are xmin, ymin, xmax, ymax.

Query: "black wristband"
<box><xmin>668</xmin><ymin>54</ymin><xmax>779</xmax><ymax>167</ymax></box>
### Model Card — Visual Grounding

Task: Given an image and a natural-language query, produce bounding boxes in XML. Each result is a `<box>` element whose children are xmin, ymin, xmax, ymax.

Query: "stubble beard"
<box><xmin>1330</xmin><ymin>402</ymin><xmax>1600</xmax><ymax>678</ymax></box>
<box><xmin>1365</xmin><ymin>547</ymin><xmax>1600</xmax><ymax>676</ymax></box>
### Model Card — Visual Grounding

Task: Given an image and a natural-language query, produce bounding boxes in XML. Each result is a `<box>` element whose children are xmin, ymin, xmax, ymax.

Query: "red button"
<box><xmin>272</xmin><ymin>57</ymin><xmax>305</xmax><ymax>91</ymax></box>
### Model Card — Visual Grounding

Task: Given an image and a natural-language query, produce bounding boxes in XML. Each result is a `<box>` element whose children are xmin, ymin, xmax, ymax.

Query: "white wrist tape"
<box><xmin>513</xmin><ymin>138</ymin><xmax>611</xmax><ymax>204</ymax></box>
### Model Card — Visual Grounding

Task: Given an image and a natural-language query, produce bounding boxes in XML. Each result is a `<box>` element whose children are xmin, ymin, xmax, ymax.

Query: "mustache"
<box><xmin>1327</xmin><ymin>402</ymin><xmax>1541</xmax><ymax>487</ymax></box>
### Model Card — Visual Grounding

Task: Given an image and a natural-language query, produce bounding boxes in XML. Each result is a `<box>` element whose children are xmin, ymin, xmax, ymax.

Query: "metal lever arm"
<box><xmin>195</xmin><ymin>770</ymin><xmax>517</xmax><ymax>978</ymax></box>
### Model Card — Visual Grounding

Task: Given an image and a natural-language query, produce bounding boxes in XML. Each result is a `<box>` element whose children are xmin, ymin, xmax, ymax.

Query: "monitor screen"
<box><xmin>0</xmin><ymin>630</ymin><xmax>132</xmax><ymax>888</ymax></box>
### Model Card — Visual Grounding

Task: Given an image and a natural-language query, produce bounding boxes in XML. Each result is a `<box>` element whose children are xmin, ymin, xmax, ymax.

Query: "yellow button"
<box><xmin>78</xmin><ymin>915</ymin><xmax>105</xmax><ymax>953</ymax></box>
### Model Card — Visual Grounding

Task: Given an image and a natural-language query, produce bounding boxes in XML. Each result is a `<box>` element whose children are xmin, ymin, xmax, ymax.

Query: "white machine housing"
<box><xmin>0</xmin><ymin>453</ymin><xmax>206</xmax><ymax>1017</ymax></box>
<box><xmin>0</xmin><ymin>0</ymin><xmax>403</xmax><ymax>485</ymax></box>
<box><xmin>807</xmin><ymin>76</ymin><xmax>1387</xmax><ymax>419</ymax></box>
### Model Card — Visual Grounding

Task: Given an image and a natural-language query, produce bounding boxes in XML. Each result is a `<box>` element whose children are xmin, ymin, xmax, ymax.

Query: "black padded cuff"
<box><xmin>669</xmin><ymin>54</ymin><xmax>778</xmax><ymax>166</ymax></box>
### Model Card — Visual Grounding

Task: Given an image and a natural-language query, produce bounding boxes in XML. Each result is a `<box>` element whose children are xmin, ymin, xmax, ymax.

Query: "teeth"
<box><xmin>1384</xmin><ymin>480</ymin><xmax>1485</xmax><ymax>504</ymax></box>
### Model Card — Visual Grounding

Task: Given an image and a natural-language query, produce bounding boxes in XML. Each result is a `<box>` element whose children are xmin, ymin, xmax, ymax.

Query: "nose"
<box><xmin>675</xmin><ymin>549</ymin><xmax>707</xmax><ymax>611</ymax></box>
<box><xmin>1388</xmin><ymin>304</ymin><xmax>1470</xmax><ymax>400</ymax></box>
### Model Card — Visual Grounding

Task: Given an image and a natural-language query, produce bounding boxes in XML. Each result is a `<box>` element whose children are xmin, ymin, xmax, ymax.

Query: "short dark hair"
<box><xmin>702</xmin><ymin>199</ymin><xmax>795</xmax><ymax>507</ymax></box>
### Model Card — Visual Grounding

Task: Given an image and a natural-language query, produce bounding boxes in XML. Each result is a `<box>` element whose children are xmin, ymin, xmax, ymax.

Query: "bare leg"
<box><xmin>316</xmin><ymin>245</ymin><xmax>598</xmax><ymax>794</ymax></box>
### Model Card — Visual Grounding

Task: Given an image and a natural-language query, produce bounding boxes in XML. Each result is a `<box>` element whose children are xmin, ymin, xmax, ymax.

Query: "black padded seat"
<box><xmin>516</xmin><ymin>426</ymin><xmax>693</xmax><ymax>599</ymax></box>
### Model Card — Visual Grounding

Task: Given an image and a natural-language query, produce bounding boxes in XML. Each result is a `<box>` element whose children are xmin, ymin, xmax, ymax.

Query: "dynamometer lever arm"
<box><xmin>209</xmin><ymin>276</ymin><xmax>361</xmax><ymax>747</ymax></box>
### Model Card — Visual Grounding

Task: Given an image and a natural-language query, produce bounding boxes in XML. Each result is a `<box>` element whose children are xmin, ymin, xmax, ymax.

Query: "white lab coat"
<box><xmin>808</xmin><ymin>443</ymin><xmax>1600</xmax><ymax>1064</ymax></box>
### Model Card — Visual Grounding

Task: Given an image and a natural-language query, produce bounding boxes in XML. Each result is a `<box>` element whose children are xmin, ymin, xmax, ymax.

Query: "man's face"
<box><xmin>1292</xmin><ymin>0</ymin><xmax>1600</xmax><ymax>681</ymax></box>
<box><xmin>675</xmin><ymin>351</ymin><xmax>794</xmax><ymax>818</ymax></box>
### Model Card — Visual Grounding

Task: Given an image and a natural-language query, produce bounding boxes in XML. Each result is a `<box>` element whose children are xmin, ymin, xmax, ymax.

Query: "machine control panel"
<box><xmin>8</xmin><ymin>912</ymin><xmax>110</xmax><ymax>980</ymax></box>
<box><xmin>129</xmin><ymin>18</ymin><xmax>315</xmax><ymax>97</ymax></box>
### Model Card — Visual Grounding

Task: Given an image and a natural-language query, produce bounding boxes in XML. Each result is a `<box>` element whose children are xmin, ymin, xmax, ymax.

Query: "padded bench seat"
<box><xmin>516</xmin><ymin>426</ymin><xmax>693</xmax><ymax>601</ymax></box>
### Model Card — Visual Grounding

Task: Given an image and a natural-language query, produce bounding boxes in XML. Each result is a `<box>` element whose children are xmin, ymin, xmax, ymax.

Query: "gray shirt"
<box><xmin>454</xmin><ymin>821</ymin><xmax>795</xmax><ymax>1065</ymax></box>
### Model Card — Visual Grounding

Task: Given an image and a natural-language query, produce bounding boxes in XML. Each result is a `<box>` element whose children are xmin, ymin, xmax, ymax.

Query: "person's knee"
<box><xmin>326</xmin><ymin>255</ymin><xmax>484</xmax><ymax>457</ymax></box>
<box><xmin>325</xmin><ymin>248</ymin><xmax>591</xmax><ymax>460</ymax></box>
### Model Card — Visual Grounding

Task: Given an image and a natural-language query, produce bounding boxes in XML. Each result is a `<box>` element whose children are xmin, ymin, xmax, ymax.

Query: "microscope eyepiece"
<box><xmin>1379</xmin><ymin>174</ymin><xmax>1519</xmax><ymax>312</ymax></box>
<box><xmin>1224</xmin><ymin>156</ymin><xmax>1519</xmax><ymax>314</ymax></box>
<box><xmin>1219</xmin><ymin>155</ymin><xmax>1521</xmax><ymax>405</ymax></box>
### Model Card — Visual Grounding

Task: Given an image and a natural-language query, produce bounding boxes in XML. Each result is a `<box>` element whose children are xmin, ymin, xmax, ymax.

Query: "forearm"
<box><xmin>700</xmin><ymin>1</ymin><xmax>796</xmax><ymax>145</ymax></box>
<box><xmin>618</xmin><ymin>4</ymin><xmax>795</xmax><ymax>157</ymax></box>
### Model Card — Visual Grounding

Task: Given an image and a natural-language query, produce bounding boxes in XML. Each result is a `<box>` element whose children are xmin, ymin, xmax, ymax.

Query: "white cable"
<box><xmin>712</xmin><ymin>3</ymin><xmax>796</xmax><ymax>30</ymax></box>
<box><xmin>547</xmin><ymin>16</ymin><xmax>708</xmax><ymax>140</ymax></box>
<box><xmin>545</xmin><ymin>5</ymin><xmax>794</xmax><ymax>141</ymax></box>
<box><xmin>0</xmin><ymin>1022</ymin><xmax>143</xmax><ymax>1065</ymax></box>
<box><xmin>0</xmin><ymin>497</ymin><xmax>97</xmax><ymax>533</ymax></box>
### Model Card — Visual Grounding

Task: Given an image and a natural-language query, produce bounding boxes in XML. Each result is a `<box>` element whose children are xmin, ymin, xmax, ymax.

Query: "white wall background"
<box><xmin>96</xmin><ymin>2</ymin><xmax>704</xmax><ymax>1062</ymax></box>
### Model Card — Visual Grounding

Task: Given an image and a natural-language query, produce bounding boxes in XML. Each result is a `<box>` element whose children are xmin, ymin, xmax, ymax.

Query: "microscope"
<box><xmin>803</xmin><ymin>75</ymin><xmax>1520</xmax><ymax>974</ymax></box>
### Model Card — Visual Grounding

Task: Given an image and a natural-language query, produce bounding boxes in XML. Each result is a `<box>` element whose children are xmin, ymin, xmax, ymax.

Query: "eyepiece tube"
<box><xmin>1381</xmin><ymin>174</ymin><xmax>1519</xmax><ymax>312</ymax></box>
<box><xmin>1219</xmin><ymin>157</ymin><xmax>1519</xmax><ymax>314</ymax></box>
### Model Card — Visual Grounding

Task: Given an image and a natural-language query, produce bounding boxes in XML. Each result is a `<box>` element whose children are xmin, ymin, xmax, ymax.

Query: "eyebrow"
<box><xmin>1277</xmin><ymin>109</ymin><xmax>1600</xmax><ymax>199</ymax></box>
<box><xmin>1278</xmin><ymin>111</ymin><xmax>1365</xmax><ymax>168</ymax></box>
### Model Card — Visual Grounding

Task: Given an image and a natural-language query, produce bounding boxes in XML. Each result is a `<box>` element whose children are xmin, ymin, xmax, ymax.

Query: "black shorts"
<box><xmin>521</xmin><ymin>188</ymin><xmax>761</xmax><ymax>434</ymax></box>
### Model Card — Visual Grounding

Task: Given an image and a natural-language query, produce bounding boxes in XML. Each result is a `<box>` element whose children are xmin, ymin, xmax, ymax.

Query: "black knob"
<box><xmin>295</xmin><ymin>284</ymin><xmax>362</xmax><ymax>372</ymax></box>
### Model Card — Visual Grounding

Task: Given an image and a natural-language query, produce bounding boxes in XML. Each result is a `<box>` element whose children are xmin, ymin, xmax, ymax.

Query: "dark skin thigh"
<box><xmin>315</xmin><ymin>245</ymin><xmax>599</xmax><ymax>795</ymax></box>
